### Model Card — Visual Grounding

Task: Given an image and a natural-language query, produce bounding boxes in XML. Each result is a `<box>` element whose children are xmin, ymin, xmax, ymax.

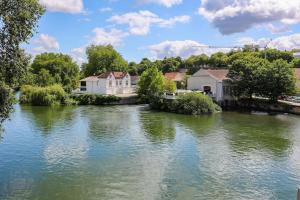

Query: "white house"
<box><xmin>187</xmin><ymin>69</ymin><xmax>233</xmax><ymax>102</ymax></box>
<box><xmin>79</xmin><ymin>72</ymin><xmax>133</xmax><ymax>95</ymax></box>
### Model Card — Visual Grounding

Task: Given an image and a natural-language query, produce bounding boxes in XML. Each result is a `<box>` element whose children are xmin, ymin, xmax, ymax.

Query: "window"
<box><xmin>120</xmin><ymin>80</ymin><xmax>122</xmax><ymax>86</ymax></box>
<box><xmin>116</xmin><ymin>80</ymin><xmax>118</xmax><ymax>86</ymax></box>
<box><xmin>126</xmin><ymin>80</ymin><xmax>129</xmax><ymax>86</ymax></box>
<box><xmin>80</xmin><ymin>87</ymin><xmax>87</xmax><ymax>91</ymax></box>
<box><xmin>81</xmin><ymin>81</ymin><xmax>86</xmax><ymax>87</ymax></box>
<box><xmin>109</xmin><ymin>80</ymin><xmax>112</xmax><ymax>87</ymax></box>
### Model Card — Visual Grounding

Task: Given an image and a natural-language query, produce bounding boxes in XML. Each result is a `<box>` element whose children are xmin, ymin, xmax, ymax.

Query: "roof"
<box><xmin>80</xmin><ymin>76</ymin><xmax>99</xmax><ymax>81</ymax></box>
<box><xmin>204</xmin><ymin>69</ymin><xmax>229</xmax><ymax>81</ymax></box>
<box><xmin>98</xmin><ymin>72</ymin><xmax>128</xmax><ymax>79</ymax></box>
<box><xmin>164</xmin><ymin>72</ymin><xmax>185</xmax><ymax>82</ymax></box>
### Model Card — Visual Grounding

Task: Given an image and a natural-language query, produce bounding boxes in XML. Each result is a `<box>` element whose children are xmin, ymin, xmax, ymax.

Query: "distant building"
<box><xmin>79</xmin><ymin>72</ymin><xmax>133</xmax><ymax>95</ymax></box>
<box><xmin>187</xmin><ymin>69</ymin><xmax>233</xmax><ymax>102</ymax></box>
<box><xmin>164</xmin><ymin>72</ymin><xmax>186</xmax><ymax>89</ymax></box>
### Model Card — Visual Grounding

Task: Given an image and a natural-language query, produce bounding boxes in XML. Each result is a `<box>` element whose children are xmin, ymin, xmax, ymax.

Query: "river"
<box><xmin>0</xmin><ymin>105</ymin><xmax>300</xmax><ymax>200</ymax></box>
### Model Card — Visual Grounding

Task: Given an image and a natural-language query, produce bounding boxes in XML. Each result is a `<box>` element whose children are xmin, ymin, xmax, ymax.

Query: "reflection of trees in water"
<box><xmin>140</xmin><ymin>111</ymin><xmax>176</xmax><ymax>143</ymax></box>
<box><xmin>221</xmin><ymin>112</ymin><xmax>293</xmax><ymax>156</ymax></box>
<box><xmin>82</xmin><ymin>106</ymin><xmax>137</xmax><ymax>141</ymax></box>
<box><xmin>20</xmin><ymin>105</ymin><xmax>77</xmax><ymax>134</ymax></box>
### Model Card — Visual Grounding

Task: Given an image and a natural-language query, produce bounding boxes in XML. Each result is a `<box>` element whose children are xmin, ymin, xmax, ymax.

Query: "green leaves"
<box><xmin>31</xmin><ymin>53</ymin><xmax>80</xmax><ymax>92</ymax></box>
<box><xmin>83</xmin><ymin>45</ymin><xmax>128</xmax><ymax>76</ymax></box>
<box><xmin>228</xmin><ymin>56</ymin><xmax>296</xmax><ymax>101</ymax></box>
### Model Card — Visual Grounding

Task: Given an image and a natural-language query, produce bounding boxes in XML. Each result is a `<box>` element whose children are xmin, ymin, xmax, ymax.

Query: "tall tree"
<box><xmin>0</xmin><ymin>0</ymin><xmax>44</xmax><ymax>123</ymax></box>
<box><xmin>185</xmin><ymin>54</ymin><xmax>209</xmax><ymax>74</ymax></box>
<box><xmin>82</xmin><ymin>45</ymin><xmax>128</xmax><ymax>76</ymax></box>
<box><xmin>161</xmin><ymin>57</ymin><xmax>181</xmax><ymax>73</ymax></box>
<box><xmin>31</xmin><ymin>53</ymin><xmax>80</xmax><ymax>92</ymax></box>
<box><xmin>137</xmin><ymin>67</ymin><xmax>165</xmax><ymax>102</ymax></box>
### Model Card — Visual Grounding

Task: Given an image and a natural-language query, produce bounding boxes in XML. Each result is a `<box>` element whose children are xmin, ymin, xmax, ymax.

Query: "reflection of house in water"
<box><xmin>187</xmin><ymin>69</ymin><xmax>234</xmax><ymax>102</ymax></box>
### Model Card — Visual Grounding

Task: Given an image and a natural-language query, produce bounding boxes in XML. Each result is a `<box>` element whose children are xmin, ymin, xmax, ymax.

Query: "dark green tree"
<box><xmin>161</xmin><ymin>57</ymin><xmax>181</xmax><ymax>73</ymax></box>
<box><xmin>82</xmin><ymin>45</ymin><xmax>128</xmax><ymax>76</ymax></box>
<box><xmin>260</xmin><ymin>49</ymin><xmax>294</xmax><ymax>62</ymax></box>
<box><xmin>0</xmin><ymin>0</ymin><xmax>44</xmax><ymax>123</ymax></box>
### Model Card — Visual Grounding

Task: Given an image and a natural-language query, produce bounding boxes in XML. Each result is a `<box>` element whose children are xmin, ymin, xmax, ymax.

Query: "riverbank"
<box><xmin>222</xmin><ymin>98</ymin><xmax>300</xmax><ymax>115</ymax></box>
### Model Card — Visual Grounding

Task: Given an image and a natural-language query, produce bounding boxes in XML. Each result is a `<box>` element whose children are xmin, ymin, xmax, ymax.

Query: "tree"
<box><xmin>260</xmin><ymin>49</ymin><xmax>294</xmax><ymax>63</ymax></box>
<box><xmin>228</xmin><ymin>56</ymin><xmax>269</xmax><ymax>99</ymax></box>
<box><xmin>128</xmin><ymin>61</ymin><xmax>138</xmax><ymax>75</ymax></box>
<box><xmin>292</xmin><ymin>58</ymin><xmax>300</xmax><ymax>68</ymax></box>
<box><xmin>185</xmin><ymin>54</ymin><xmax>209</xmax><ymax>74</ymax></box>
<box><xmin>260</xmin><ymin>59</ymin><xmax>296</xmax><ymax>101</ymax></box>
<box><xmin>161</xmin><ymin>57</ymin><xmax>181</xmax><ymax>73</ymax></box>
<box><xmin>82</xmin><ymin>45</ymin><xmax>128</xmax><ymax>76</ymax></box>
<box><xmin>0</xmin><ymin>0</ymin><xmax>44</xmax><ymax>124</ymax></box>
<box><xmin>31</xmin><ymin>53</ymin><xmax>80</xmax><ymax>92</ymax></box>
<box><xmin>164</xmin><ymin>78</ymin><xmax>176</xmax><ymax>94</ymax></box>
<box><xmin>209</xmin><ymin>52</ymin><xmax>229</xmax><ymax>68</ymax></box>
<box><xmin>137</xmin><ymin>67</ymin><xmax>165</xmax><ymax>102</ymax></box>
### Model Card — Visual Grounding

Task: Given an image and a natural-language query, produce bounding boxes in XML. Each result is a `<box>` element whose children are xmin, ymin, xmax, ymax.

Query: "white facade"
<box><xmin>187</xmin><ymin>69</ymin><xmax>233</xmax><ymax>102</ymax></box>
<box><xmin>80</xmin><ymin>72</ymin><xmax>133</xmax><ymax>95</ymax></box>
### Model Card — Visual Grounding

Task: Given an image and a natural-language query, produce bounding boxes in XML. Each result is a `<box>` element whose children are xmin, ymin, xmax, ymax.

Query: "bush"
<box><xmin>71</xmin><ymin>94</ymin><xmax>121</xmax><ymax>105</ymax></box>
<box><xmin>150</xmin><ymin>92</ymin><xmax>221</xmax><ymax>115</ymax></box>
<box><xmin>20</xmin><ymin>84</ymin><xmax>68</xmax><ymax>106</ymax></box>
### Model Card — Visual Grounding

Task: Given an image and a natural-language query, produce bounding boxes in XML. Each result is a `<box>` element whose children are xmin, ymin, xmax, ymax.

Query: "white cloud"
<box><xmin>108</xmin><ymin>10</ymin><xmax>190</xmax><ymax>35</ymax></box>
<box><xmin>238</xmin><ymin>34</ymin><xmax>300</xmax><ymax>50</ymax></box>
<box><xmin>199</xmin><ymin>0</ymin><xmax>300</xmax><ymax>35</ymax></box>
<box><xmin>90</xmin><ymin>28</ymin><xmax>129</xmax><ymax>46</ymax></box>
<box><xmin>136</xmin><ymin>0</ymin><xmax>182</xmax><ymax>7</ymax></box>
<box><xmin>70</xmin><ymin>47</ymin><xmax>86</xmax><ymax>64</ymax></box>
<box><xmin>148</xmin><ymin>40</ymin><xmax>230</xmax><ymax>59</ymax></box>
<box><xmin>266</xmin><ymin>24</ymin><xmax>291</xmax><ymax>34</ymax></box>
<box><xmin>39</xmin><ymin>0</ymin><xmax>83</xmax><ymax>13</ymax></box>
<box><xmin>32</xmin><ymin>34</ymin><xmax>59</xmax><ymax>54</ymax></box>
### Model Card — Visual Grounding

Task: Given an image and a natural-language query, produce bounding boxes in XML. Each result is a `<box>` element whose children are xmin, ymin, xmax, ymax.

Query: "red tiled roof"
<box><xmin>164</xmin><ymin>72</ymin><xmax>185</xmax><ymax>82</ymax></box>
<box><xmin>206</xmin><ymin>69</ymin><xmax>229</xmax><ymax>81</ymax></box>
<box><xmin>295</xmin><ymin>68</ymin><xmax>300</xmax><ymax>79</ymax></box>
<box><xmin>98</xmin><ymin>72</ymin><xmax>128</xmax><ymax>79</ymax></box>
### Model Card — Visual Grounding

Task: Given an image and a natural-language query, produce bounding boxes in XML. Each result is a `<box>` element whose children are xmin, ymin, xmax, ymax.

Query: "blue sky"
<box><xmin>25</xmin><ymin>0</ymin><xmax>300</xmax><ymax>63</ymax></box>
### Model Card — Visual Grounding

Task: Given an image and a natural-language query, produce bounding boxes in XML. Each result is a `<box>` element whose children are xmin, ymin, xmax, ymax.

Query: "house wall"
<box><xmin>82</xmin><ymin>74</ymin><xmax>133</xmax><ymax>95</ymax></box>
<box><xmin>187</xmin><ymin>75</ymin><xmax>219</xmax><ymax>99</ymax></box>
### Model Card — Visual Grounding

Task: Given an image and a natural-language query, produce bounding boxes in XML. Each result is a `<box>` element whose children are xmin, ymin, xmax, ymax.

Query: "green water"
<box><xmin>1</xmin><ymin>105</ymin><xmax>300</xmax><ymax>200</ymax></box>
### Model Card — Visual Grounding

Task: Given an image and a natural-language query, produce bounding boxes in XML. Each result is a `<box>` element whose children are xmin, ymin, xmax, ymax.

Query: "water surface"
<box><xmin>1</xmin><ymin>105</ymin><xmax>300</xmax><ymax>200</ymax></box>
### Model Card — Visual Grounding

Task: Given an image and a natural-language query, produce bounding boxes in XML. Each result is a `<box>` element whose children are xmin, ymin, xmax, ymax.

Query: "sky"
<box><xmin>24</xmin><ymin>0</ymin><xmax>300</xmax><ymax>64</ymax></box>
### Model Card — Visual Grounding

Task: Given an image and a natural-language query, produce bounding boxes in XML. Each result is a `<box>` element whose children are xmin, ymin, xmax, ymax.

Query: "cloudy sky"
<box><xmin>25</xmin><ymin>0</ymin><xmax>300</xmax><ymax>63</ymax></box>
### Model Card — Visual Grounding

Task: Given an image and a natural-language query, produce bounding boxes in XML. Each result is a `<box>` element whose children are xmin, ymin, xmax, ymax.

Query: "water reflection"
<box><xmin>20</xmin><ymin>105</ymin><xmax>77</xmax><ymax>134</ymax></box>
<box><xmin>140</xmin><ymin>111</ymin><xmax>176</xmax><ymax>143</ymax></box>
<box><xmin>221</xmin><ymin>112</ymin><xmax>293</xmax><ymax>156</ymax></box>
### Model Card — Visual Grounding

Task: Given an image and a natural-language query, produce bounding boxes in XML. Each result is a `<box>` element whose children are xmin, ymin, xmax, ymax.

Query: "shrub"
<box><xmin>71</xmin><ymin>94</ymin><xmax>121</xmax><ymax>105</ymax></box>
<box><xmin>150</xmin><ymin>92</ymin><xmax>221</xmax><ymax>115</ymax></box>
<box><xmin>20</xmin><ymin>84</ymin><xmax>67</xmax><ymax>106</ymax></box>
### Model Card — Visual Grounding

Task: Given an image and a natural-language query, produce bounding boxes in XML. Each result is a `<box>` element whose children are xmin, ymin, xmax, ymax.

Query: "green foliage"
<box><xmin>31</xmin><ymin>53</ymin><xmax>80</xmax><ymax>92</ymax></box>
<box><xmin>259</xmin><ymin>49</ymin><xmax>294</xmax><ymax>63</ymax></box>
<box><xmin>0</xmin><ymin>84</ymin><xmax>14</xmax><ymax>123</ymax></box>
<box><xmin>228</xmin><ymin>56</ymin><xmax>296</xmax><ymax>101</ymax></box>
<box><xmin>137</xmin><ymin>67</ymin><xmax>165</xmax><ymax>102</ymax></box>
<box><xmin>150</xmin><ymin>92</ymin><xmax>221</xmax><ymax>115</ymax></box>
<box><xmin>71</xmin><ymin>94</ymin><xmax>121</xmax><ymax>105</ymax></box>
<box><xmin>185</xmin><ymin>54</ymin><xmax>209</xmax><ymax>74</ymax></box>
<box><xmin>259</xmin><ymin>59</ymin><xmax>296</xmax><ymax>101</ymax></box>
<box><xmin>161</xmin><ymin>57</ymin><xmax>181</xmax><ymax>73</ymax></box>
<box><xmin>292</xmin><ymin>58</ymin><xmax>300</xmax><ymax>68</ymax></box>
<box><xmin>209</xmin><ymin>52</ymin><xmax>229</xmax><ymax>68</ymax></box>
<box><xmin>20</xmin><ymin>84</ymin><xmax>68</xmax><ymax>106</ymax></box>
<box><xmin>82</xmin><ymin>45</ymin><xmax>128</xmax><ymax>76</ymax></box>
<box><xmin>0</xmin><ymin>0</ymin><xmax>44</xmax><ymax>123</ymax></box>
<box><xmin>164</xmin><ymin>78</ymin><xmax>177</xmax><ymax>93</ymax></box>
